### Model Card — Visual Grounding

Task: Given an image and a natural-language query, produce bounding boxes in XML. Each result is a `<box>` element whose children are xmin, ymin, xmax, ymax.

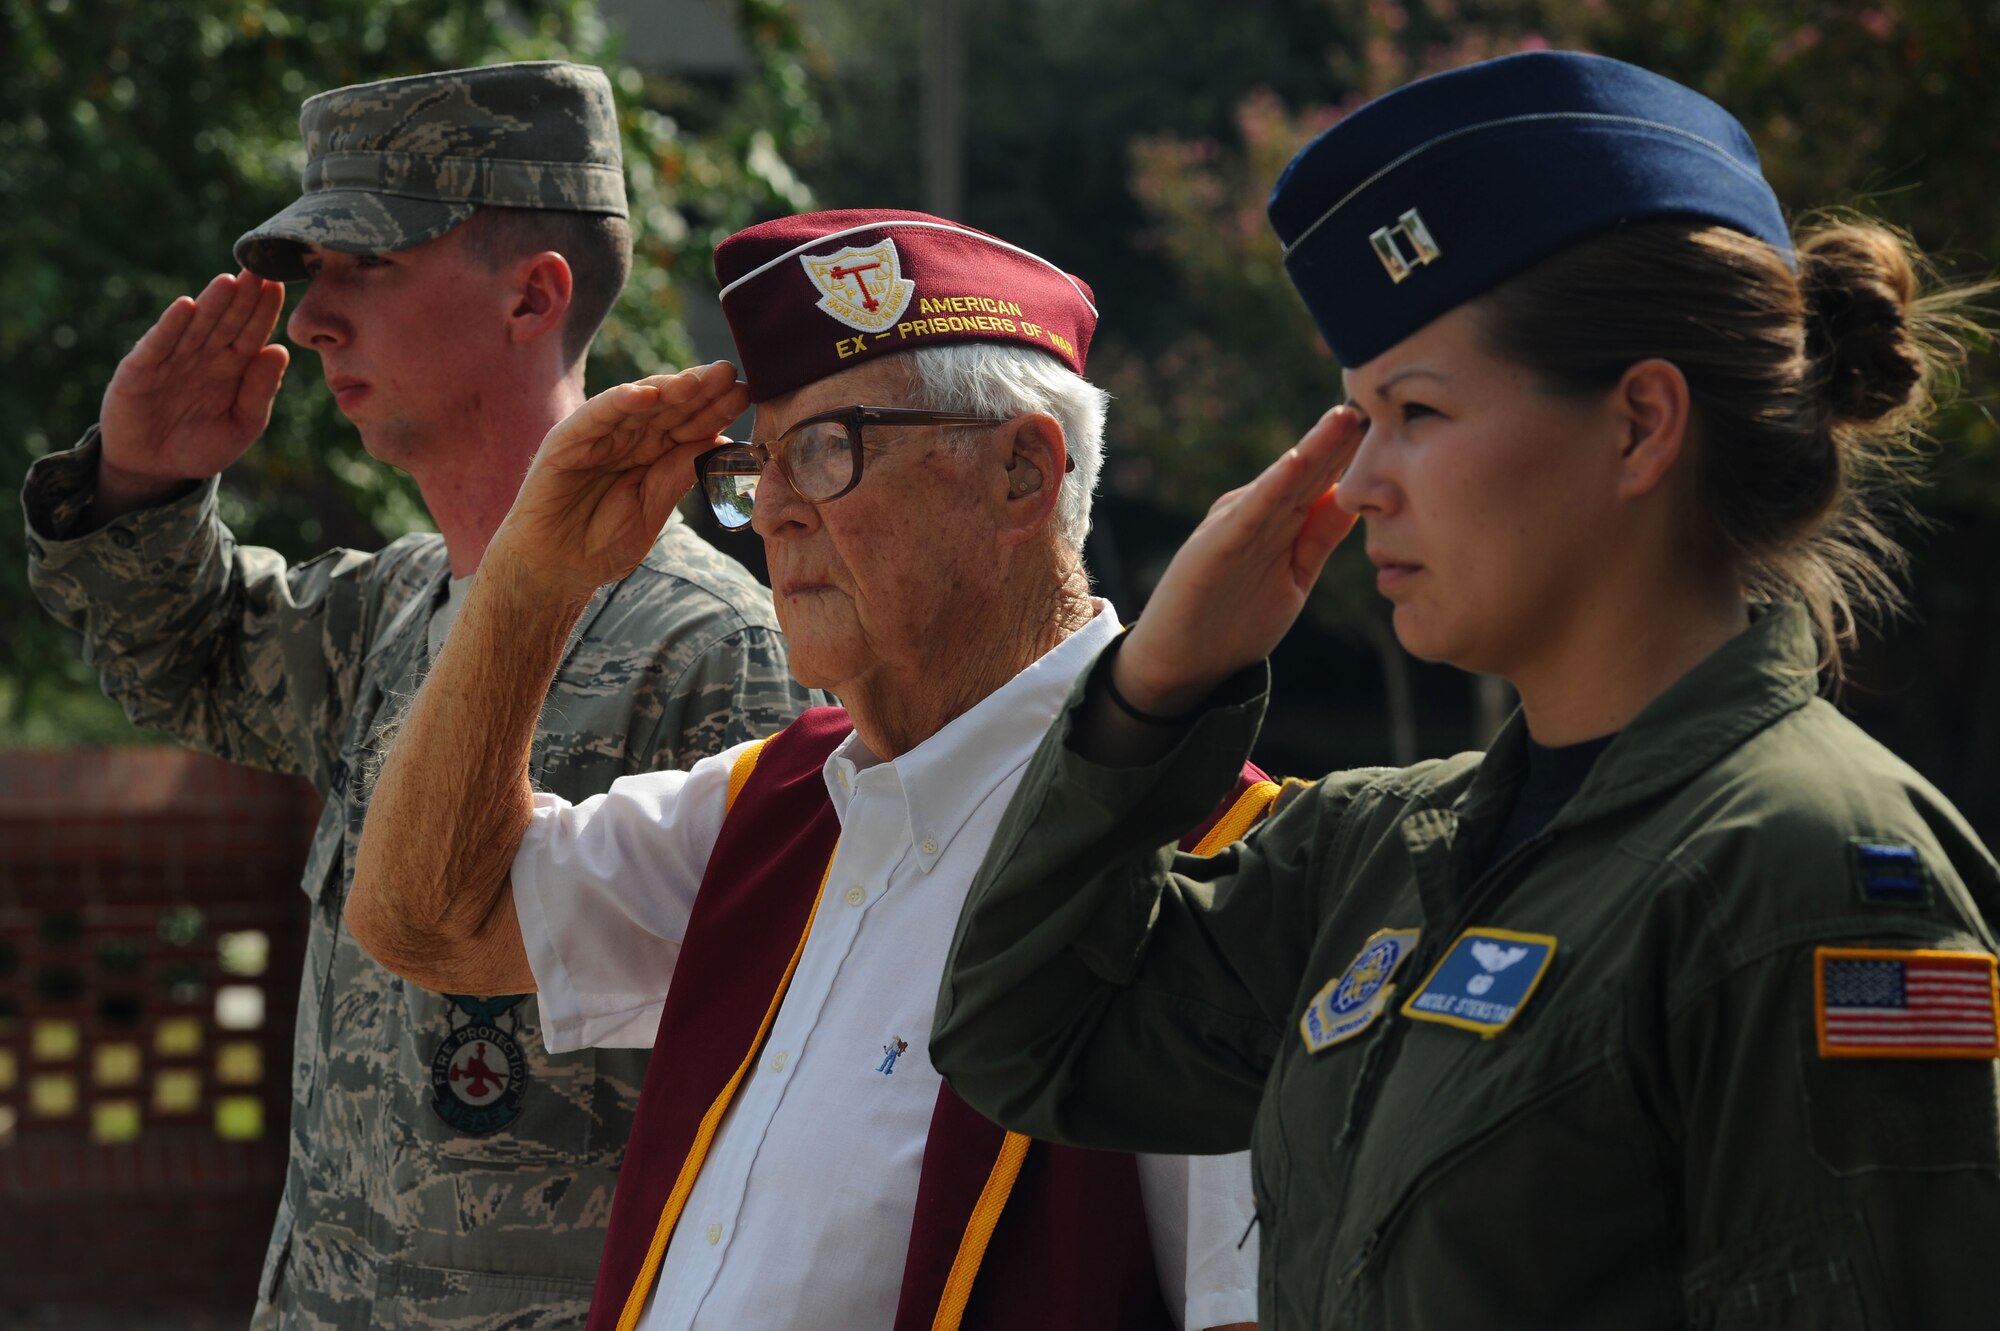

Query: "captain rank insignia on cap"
<box><xmin>1402</xmin><ymin>928</ymin><xmax>1558</xmax><ymax>1037</ymax></box>
<box><xmin>1815</xmin><ymin>946</ymin><xmax>2000</xmax><ymax>1059</ymax></box>
<box><xmin>1266</xmin><ymin>51</ymin><xmax>1793</xmax><ymax>367</ymax></box>
<box><xmin>1369</xmin><ymin>209</ymin><xmax>1441</xmax><ymax>284</ymax></box>
<box><xmin>1300</xmin><ymin>928</ymin><xmax>1421</xmax><ymax>1053</ymax></box>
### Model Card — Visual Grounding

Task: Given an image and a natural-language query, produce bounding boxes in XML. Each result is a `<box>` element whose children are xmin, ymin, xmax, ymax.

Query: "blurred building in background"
<box><xmin>0</xmin><ymin>751</ymin><xmax>315</xmax><ymax>1326</ymax></box>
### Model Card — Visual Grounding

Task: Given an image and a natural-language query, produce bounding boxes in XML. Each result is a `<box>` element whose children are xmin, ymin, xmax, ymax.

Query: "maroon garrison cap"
<box><xmin>714</xmin><ymin>208</ymin><xmax>1098</xmax><ymax>402</ymax></box>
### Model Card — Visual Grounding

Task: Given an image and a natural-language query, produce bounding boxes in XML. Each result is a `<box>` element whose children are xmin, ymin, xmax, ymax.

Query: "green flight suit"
<box><xmin>934</xmin><ymin>604</ymin><xmax>2000</xmax><ymax>1330</ymax></box>
<box><xmin>24</xmin><ymin>432</ymin><xmax>816</xmax><ymax>1330</ymax></box>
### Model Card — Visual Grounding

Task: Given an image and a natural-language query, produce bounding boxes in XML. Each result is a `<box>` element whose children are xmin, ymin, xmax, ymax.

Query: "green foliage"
<box><xmin>797</xmin><ymin>0</ymin><xmax>1351</xmax><ymax>340</ymax></box>
<box><xmin>1099</xmin><ymin>92</ymin><xmax>1398</xmax><ymax>652</ymax></box>
<box><xmin>0</xmin><ymin>0</ymin><xmax>818</xmax><ymax>744</ymax></box>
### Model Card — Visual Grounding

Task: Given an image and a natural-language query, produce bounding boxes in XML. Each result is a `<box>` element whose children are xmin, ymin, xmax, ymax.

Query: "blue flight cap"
<box><xmin>1270</xmin><ymin>51</ymin><xmax>1793</xmax><ymax>367</ymax></box>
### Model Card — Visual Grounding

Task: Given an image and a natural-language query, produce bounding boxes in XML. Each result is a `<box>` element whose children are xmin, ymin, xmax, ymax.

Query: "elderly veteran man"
<box><xmin>22</xmin><ymin>63</ymin><xmax>809</xmax><ymax>1328</ymax></box>
<box><xmin>346</xmin><ymin>209</ymin><xmax>1269</xmax><ymax>1331</ymax></box>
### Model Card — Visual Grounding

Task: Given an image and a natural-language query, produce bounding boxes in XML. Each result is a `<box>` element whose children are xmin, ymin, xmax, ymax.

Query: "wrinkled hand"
<box><xmin>1117</xmin><ymin>405</ymin><xmax>1364</xmax><ymax>714</ymax></box>
<box><xmin>99</xmin><ymin>272</ymin><xmax>290</xmax><ymax>507</ymax></box>
<box><xmin>492</xmin><ymin>362</ymin><xmax>749</xmax><ymax>601</ymax></box>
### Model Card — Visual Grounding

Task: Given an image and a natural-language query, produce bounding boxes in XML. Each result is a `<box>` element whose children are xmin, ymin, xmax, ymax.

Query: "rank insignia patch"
<box><xmin>1300</xmin><ymin>928</ymin><xmax>1420</xmax><ymax>1053</ymax></box>
<box><xmin>1848</xmin><ymin>838</ymin><xmax>1932</xmax><ymax>907</ymax></box>
<box><xmin>1815</xmin><ymin>947</ymin><xmax>2000</xmax><ymax>1059</ymax></box>
<box><xmin>800</xmin><ymin>238</ymin><xmax>916</xmax><ymax>333</ymax></box>
<box><xmin>1402</xmin><ymin>928</ymin><xmax>1557</xmax><ymax>1037</ymax></box>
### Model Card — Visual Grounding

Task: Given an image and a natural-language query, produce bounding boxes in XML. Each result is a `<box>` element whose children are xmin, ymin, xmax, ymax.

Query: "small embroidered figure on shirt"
<box><xmin>877</xmin><ymin>1037</ymin><xmax>909</xmax><ymax>1074</ymax></box>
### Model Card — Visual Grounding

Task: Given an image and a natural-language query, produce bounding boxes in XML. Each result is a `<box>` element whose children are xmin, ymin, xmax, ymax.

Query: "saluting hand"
<box><xmin>96</xmin><ymin>272</ymin><xmax>290</xmax><ymax>518</ymax></box>
<box><xmin>491</xmin><ymin>362</ymin><xmax>749</xmax><ymax>603</ymax></box>
<box><xmin>1116</xmin><ymin>405</ymin><xmax>1364</xmax><ymax>715</ymax></box>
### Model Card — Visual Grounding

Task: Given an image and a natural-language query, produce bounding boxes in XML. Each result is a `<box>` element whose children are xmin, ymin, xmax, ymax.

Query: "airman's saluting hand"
<box><xmin>95</xmin><ymin>271</ymin><xmax>290</xmax><ymax>520</ymax></box>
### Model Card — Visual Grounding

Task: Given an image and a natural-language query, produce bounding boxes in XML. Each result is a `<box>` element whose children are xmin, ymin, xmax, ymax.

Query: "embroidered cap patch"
<box><xmin>801</xmin><ymin>238</ymin><xmax>916</xmax><ymax>333</ymax></box>
<box><xmin>1300</xmin><ymin>928</ymin><xmax>1420</xmax><ymax>1053</ymax></box>
<box><xmin>1815</xmin><ymin>946</ymin><xmax>2000</xmax><ymax>1059</ymax></box>
<box><xmin>1402</xmin><ymin>928</ymin><xmax>1557</xmax><ymax>1037</ymax></box>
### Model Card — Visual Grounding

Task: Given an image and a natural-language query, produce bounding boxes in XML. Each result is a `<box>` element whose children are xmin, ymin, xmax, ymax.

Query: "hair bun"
<box><xmin>1800</xmin><ymin>226</ymin><xmax>1924</xmax><ymax>425</ymax></box>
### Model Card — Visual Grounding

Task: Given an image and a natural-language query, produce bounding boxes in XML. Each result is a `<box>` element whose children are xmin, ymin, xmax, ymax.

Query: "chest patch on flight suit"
<box><xmin>1848</xmin><ymin>838</ymin><xmax>1933</xmax><ymax>907</ymax></box>
<box><xmin>1300</xmin><ymin>928</ymin><xmax>1421</xmax><ymax>1053</ymax></box>
<box><xmin>1401</xmin><ymin>928</ymin><xmax>1557</xmax><ymax>1037</ymax></box>
<box><xmin>1814</xmin><ymin>946</ymin><xmax>2000</xmax><ymax>1059</ymax></box>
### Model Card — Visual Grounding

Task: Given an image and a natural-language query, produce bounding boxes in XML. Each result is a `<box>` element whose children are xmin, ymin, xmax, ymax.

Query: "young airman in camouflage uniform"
<box><xmin>21</xmin><ymin>62</ymin><xmax>812</xmax><ymax>1329</ymax></box>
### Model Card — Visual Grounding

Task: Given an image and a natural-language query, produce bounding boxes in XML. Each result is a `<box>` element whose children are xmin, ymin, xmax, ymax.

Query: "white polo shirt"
<box><xmin>512</xmin><ymin>604</ymin><xmax>1258</xmax><ymax>1331</ymax></box>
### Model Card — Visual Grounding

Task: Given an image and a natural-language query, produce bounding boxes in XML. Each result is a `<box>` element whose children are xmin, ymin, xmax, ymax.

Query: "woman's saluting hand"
<box><xmin>1114</xmin><ymin>405</ymin><xmax>1364</xmax><ymax>718</ymax></box>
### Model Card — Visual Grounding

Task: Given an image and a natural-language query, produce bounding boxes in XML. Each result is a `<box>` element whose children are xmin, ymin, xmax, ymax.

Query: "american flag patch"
<box><xmin>1815</xmin><ymin>947</ymin><xmax>2000</xmax><ymax>1059</ymax></box>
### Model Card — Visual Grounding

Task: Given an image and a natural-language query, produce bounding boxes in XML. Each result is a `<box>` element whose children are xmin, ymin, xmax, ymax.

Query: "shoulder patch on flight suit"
<box><xmin>1300</xmin><ymin>928</ymin><xmax>1420</xmax><ymax>1053</ymax></box>
<box><xmin>1814</xmin><ymin>946</ymin><xmax>2000</xmax><ymax>1059</ymax></box>
<box><xmin>1847</xmin><ymin>838</ymin><xmax>1933</xmax><ymax>907</ymax></box>
<box><xmin>1401</xmin><ymin>928</ymin><xmax>1557</xmax><ymax>1037</ymax></box>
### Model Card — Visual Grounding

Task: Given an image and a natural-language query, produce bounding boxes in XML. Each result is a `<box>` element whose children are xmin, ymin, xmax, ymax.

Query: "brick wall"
<box><xmin>0</xmin><ymin>748</ymin><xmax>316</xmax><ymax>1317</ymax></box>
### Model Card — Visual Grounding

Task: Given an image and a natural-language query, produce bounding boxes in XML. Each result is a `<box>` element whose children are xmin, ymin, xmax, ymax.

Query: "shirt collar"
<box><xmin>822</xmin><ymin>602</ymin><xmax>1123</xmax><ymax>872</ymax></box>
<box><xmin>1456</xmin><ymin>600</ymin><xmax>1820</xmax><ymax>828</ymax></box>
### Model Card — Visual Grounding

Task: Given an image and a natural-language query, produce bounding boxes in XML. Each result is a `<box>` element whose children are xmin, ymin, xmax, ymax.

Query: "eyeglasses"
<box><xmin>693</xmin><ymin>405</ymin><xmax>1011</xmax><ymax>531</ymax></box>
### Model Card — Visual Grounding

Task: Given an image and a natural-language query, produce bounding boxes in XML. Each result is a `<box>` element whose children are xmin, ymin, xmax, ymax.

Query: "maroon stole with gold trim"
<box><xmin>586</xmin><ymin>705</ymin><xmax>1275</xmax><ymax>1331</ymax></box>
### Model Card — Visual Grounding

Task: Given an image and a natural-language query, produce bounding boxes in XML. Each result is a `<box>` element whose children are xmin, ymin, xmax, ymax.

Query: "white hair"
<box><xmin>901</xmin><ymin>343</ymin><xmax>1108</xmax><ymax>553</ymax></box>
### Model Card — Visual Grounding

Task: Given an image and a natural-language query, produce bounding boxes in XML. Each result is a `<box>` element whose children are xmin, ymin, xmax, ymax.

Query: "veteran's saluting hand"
<box><xmin>94</xmin><ymin>271</ymin><xmax>291</xmax><ymax>522</ymax></box>
<box><xmin>494</xmin><ymin>361</ymin><xmax>749</xmax><ymax>602</ymax></box>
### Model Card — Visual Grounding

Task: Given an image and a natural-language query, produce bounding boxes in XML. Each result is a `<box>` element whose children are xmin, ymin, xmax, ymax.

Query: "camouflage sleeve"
<box><xmin>23</xmin><ymin>429</ymin><xmax>372</xmax><ymax>782</ymax></box>
<box><xmin>528</xmin><ymin>527</ymin><xmax>819</xmax><ymax>789</ymax></box>
<box><xmin>641</xmin><ymin>622</ymin><xmax>816</xmax><ymax>771</ymax></box>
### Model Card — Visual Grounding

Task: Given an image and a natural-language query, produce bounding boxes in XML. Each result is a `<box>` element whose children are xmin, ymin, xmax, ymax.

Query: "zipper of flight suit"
<box><xmin>1337</xmin><ymin>826</ymin><xmax>1559</xmax><ymax>1289</ymax></box>
<box><xmin>1334</xmin><ymin>1057</ymin><xmax>1596</xmax><ymax>1288</ymax></box>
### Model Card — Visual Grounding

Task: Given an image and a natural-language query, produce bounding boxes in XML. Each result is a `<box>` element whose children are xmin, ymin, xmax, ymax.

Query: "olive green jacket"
<box><xmin>25</xmin><ymin>432</ymin><xmax>816</xmax><ymax>1330</ymax></box>
<box><xmin>935</xmin><ymin>606</ymin><xmax>2000</xmax><ymax>1330</ymax></box>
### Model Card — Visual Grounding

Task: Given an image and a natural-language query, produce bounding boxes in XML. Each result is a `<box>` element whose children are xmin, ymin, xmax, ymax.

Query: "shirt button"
<box><xmin>837</xmin><ymin>769</ymin><xmax>850</xmax><ymax>790</ymax></box>
<box><xmin>705</xmin><ymin>1223</ymin><xmax>722</xmax><ymax>1245</ymax></box>
<box><xmin>845</xmin><ymin>886</ymin><xmax>866</xmax><ymax>907</ymax></box>
<box><xmin>919</xmin><ymin>837</ymin><xmax>938</xmax><ymax>856</ymax></box>
<box><xmin>769</xmin><ymin>1050</ymin><xmax>788</xmax><ymax>1072</ymax></box>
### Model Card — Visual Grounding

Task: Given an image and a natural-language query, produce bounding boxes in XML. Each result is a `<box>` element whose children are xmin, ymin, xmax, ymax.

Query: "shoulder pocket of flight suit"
<box><xmin>1681</xmin><ymin>1212</ymin><xmax>1884</xmax><ymax>1330</ymax></box>
<box><xmin>1803</xmin><ymin>1056</ymin><xmax>2000</xmax><ymax>1174</ymax></box>
<box><xmin>1794</xmin><ymin>944</ymin><xmax>2000</xmax><ymax>1175</ymax></box>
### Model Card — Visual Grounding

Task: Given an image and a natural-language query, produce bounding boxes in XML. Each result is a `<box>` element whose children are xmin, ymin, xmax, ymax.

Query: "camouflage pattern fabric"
<box><xmin>235</xmin><ymin>61</ymin><xmax>627</xmax><ymax>282</ymax></box>
<box><xmin>24</xmin><ymin>431</ymin><xmax>816</xmax><ymax>1330</ymax></box>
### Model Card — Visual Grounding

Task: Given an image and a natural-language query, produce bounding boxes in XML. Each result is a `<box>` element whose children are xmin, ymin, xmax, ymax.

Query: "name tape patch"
<box><xmin>1401</xmin><ymin>928</ymin><xmax>1557</xmax><ymax>1037</ymax></box>
<box><xmin>1815</xmin><ymin>946</ymin><xmax>2000</xmax><ymax>1059</ymax></box>
<box><xmin>1300</xmin><ymin>928</ymin><xmax>1420</xmax><ymax>1054</ymax></box>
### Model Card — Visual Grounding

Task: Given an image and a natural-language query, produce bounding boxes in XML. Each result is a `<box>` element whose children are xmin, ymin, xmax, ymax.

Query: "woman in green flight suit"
<box><xmin>931</xmin><ymin>50</ymin><xmax>2000</xmax><ymax>1331</ymax></box>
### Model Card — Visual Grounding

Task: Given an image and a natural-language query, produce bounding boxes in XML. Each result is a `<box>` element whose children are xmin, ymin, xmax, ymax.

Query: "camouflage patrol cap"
<box><xmin>234</xmin><ymin>61</ymin><xmax>628</xmax><ymax>281</ymax></box>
